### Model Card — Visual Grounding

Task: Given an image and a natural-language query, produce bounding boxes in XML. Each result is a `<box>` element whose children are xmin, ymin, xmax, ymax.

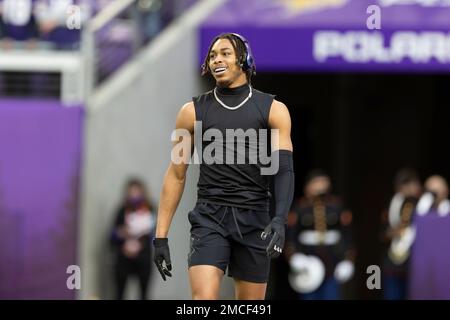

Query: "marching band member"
<box><xmin>416</xmin><ymin>175</ymin><xmax>450</xmax><ymax>218</ymax></box>
<box><xmin>409</xmin><ymin>175</ymin><xmax>450</xmax><ymax>299</ymax></box>
<box><xmin>380</xmin><ymin>168</ymin><xmax>421</xmax><ymax>300</ymax></box>
<box><xmin>286</xmin><ymin>170</ymin><xmax>355</xmax><ymax>300</ymax></box>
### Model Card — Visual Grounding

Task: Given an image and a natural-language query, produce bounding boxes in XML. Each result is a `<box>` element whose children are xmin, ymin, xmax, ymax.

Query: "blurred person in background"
<box><xmin>111</xmin><ymin>178</ymin><xmax>156</xmax><ymax>300</ymax></box>
<box><xmin>408</xmin><ymin>175</ymin><xmax>450</xmax><ymax>299</ymax></box>
<box><xmin>0</xmin><ymin>0</ymin><xmax>39</xmax><ymax>96</ymax></box>
<box><xmin>0</xmin><ymin>0</ymin><xmax>38</xmax><ymax>50</ymax></box>
<box><xmin>136</xmin><ymin>0</ymin><xmax>163</xmax><ymax>44</ymax></box>
<box><xmin>416</xmin><ymin>175</ymin><xmax>450</xmax><ymax>217</ymax></box>
<box><xmin>380</xmin><ymin>168</ymin><xmax>421</xmax><ymax>300</ymax></box>
<box><xmin>286</xmin><ymin>170</ymin><xmax>355</xmax><ymax>300</ymax></box>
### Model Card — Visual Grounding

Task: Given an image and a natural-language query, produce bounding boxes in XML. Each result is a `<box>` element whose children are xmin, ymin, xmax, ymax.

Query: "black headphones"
<box><xmin>201</xmin><ymin>33</ymin><xmax>256</xmax><ymax>76</ymax></box>
<box><xmin>231</xmin><ymin>33</ymin><xmax>256</xmax><ymax>74</ymax></box>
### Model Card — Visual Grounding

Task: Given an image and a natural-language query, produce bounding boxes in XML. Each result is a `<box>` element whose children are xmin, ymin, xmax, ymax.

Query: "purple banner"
<box><xmin>409</xmin><ymin>212</ymin><xmax>450</xmax><ymax>299</ymax></box>
<box><xmin>0</xmin><ymin>100</ymin><xmax>83</xmax><ymax>299</ymax></box>
<box><xmin>200</xmin><ymin>0</ymin><xmax>450</xmax><ymax>72</ymax></box>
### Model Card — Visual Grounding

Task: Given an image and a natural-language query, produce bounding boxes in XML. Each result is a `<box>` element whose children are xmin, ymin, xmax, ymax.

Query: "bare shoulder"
<box><xmin>176</xmin><ymin>101</ymin><xmax>195</xmax><ymax>128</ymax></box>
<box><xmin>271</xmin><ymin>99</ymin><xmax>290</xmax><ymax>115</ymax></box>
<box><xmin>179</xmin><ymin>101</ymin><xmax>195</xmax><ymax>118</ymax></box>
<box><xmin>272</xmin><ymin>99</ymin><xmax>288</xmax><ymax>109</ymax></box>
<box><xmin>268</xmin><ymin>99</ymin><xmax>291</xmax><ymax>128</ymax></box>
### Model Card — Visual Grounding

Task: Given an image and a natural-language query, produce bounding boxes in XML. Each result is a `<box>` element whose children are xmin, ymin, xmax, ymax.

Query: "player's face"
<box><xmin>208</xmin><ymin>38</ymin><xmax>246</xmax><ymax>86</ymax></box>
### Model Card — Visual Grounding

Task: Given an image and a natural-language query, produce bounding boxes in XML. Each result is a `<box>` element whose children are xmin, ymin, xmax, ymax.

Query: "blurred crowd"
<box><xmin>112</xmin><ymin>168</ymin><xmax>449</xmax><ymax>300</ymax></box>
<box><xmin>0</xmin><ymin>0</ymin><xmax>197</xmax><ymax>96</ymax></box>
<box><xmin>0</xmin><ymin>0</ymin><xmax>93</xmax><ymax>50</ymax></box>
<box><xmin>0</xmin><ymin>0</ymin><xmax>195</xmax><ymax>51</ymax></box>
<box><xmin>284</xmin><ymin>168</ymin><xmax>449</xmax><ymax>300</ymax></box>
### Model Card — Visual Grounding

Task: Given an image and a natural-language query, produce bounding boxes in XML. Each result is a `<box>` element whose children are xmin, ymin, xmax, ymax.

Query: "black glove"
<box><xmin>153</xmin><ymin>238</ymin><xmax>172</xmax><ymax>281</ymax></box>
<box><xmin>261</xmin><ymin>217</ymin><xmax>286</xmax><ymax>259</ymax></box>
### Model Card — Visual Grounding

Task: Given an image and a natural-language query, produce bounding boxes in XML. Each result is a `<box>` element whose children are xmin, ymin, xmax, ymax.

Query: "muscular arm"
<box><xmin>268</xmin><ymin>100</ymin><xmax>293</xmax><ymax>152</ymax></box>
<box><xmin>262</xmin><ymin>100</ymin><xmax>295</xmax><ymax>258</ymax></box>
<box><xmin>155</xmin><ymin>102</ymin><xmax>195</xmax><ymax>238</ymax></box>
<box><xmin>268</xmin><ymin>100</ymin><xmax>294</xmax><ymax>224</ymax></box>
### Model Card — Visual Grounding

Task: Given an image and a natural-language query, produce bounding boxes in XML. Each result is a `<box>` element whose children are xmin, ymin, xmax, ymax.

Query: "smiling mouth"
<box><xmin>213</xmin><ymin>67</ymin><xmax>227</xmax><ymax>75</ymax></box>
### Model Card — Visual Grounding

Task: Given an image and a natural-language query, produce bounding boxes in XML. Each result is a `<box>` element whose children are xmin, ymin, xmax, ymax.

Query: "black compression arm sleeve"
<box><xmin>273</xmin><ymin>150</ymin><xmax>295</xmax><ymax>224</ymax></box>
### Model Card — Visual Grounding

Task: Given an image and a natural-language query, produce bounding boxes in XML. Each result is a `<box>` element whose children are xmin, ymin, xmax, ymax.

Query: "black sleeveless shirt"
<box><xmin>192</xmin><ymin>84</ymin><xmax>275</xmax><ymax>211</ymax></box>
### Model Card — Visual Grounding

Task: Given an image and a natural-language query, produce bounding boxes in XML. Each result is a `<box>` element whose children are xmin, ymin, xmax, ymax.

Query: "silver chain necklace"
<box><xmin>213</xmin><ymin>85</ymin><xmax>253</xmax><ymax>110</ymax></box>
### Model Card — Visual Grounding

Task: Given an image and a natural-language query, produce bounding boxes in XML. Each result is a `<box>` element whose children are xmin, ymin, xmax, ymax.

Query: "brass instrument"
<box><xmin>388</xmin><ymin>199</ymin><xmax>416</xmax><ymax>265</ymax></box>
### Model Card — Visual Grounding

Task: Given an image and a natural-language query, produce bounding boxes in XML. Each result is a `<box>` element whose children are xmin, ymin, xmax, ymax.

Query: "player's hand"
<box><xmin>261</xmin><ymin>217</ymin><xmax>286</xmax><ymax>259</ymax></box>
<box><xmin>153</xmin><ymin>238</ymin><xmax>172</xmax><ymax>281</ymax></box>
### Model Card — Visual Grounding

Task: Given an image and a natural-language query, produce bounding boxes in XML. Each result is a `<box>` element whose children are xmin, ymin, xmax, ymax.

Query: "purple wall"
<box><xmin>0</xmin><ymin>99</ymin><xmax>83</xmax><ymax>299</ymax></box>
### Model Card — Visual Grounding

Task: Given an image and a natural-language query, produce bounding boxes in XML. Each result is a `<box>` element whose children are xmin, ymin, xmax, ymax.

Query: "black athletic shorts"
<box><xmin>187</xmin><ymin>202</ymin><xmax>272</xmax><ymax>283</ymax></box>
